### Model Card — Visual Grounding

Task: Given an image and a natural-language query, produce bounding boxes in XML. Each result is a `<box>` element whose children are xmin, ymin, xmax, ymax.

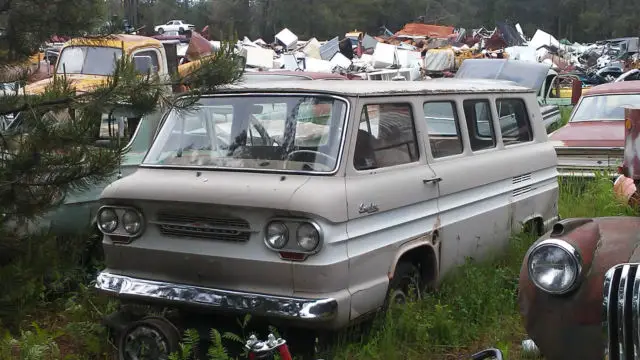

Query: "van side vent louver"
<box><xmin>512</xmin><ymin>185</ymin><xmax>532</xmax><ymax>197</ymax></box>
<box><xmin>513</xmin><ymin>173</ymin><xmax>532</xmax><ymax>185</ymax></box>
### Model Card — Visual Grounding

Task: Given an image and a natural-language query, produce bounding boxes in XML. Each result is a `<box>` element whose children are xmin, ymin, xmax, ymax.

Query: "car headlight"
<box><xmin>122</xmin><ymin>210</ymin><xmax>142</xmax><ymax>234</ymax></box>
<box><xmin>265</xmin><ymin>221</ymin><xmax>288</xmax><ymax>249</ymax></box>
<box><xmin>297</xmin><ymin>223</ymin><xmax>320</xmax><ymax>251</ymax></box>
<box><xmin>97</xmin><ymin>208</ymin><xmax>118</xmax><ymax>233</ymax></box>
<box><xmin>527</xmin><ymin>239</ymin><xmax>582</xmax><ymax>295</ymax></box>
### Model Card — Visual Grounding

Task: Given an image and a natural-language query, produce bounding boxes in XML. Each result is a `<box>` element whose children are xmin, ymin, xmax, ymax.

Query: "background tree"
<box><xmin>0</xmin><ymin>0</ymin><xmax>243</xmax><ymax>262</ymax></box>
<box><xmin>131</xmin><ymin>0</ymin><xmax>640</xmax><ymax>43</ymax></box>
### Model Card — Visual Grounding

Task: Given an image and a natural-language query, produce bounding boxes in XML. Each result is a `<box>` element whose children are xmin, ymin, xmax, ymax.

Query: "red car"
<box><xmin>550</xmin><ymin>81</ymin><xmax>640</xmax><ymax>180</ymax></box>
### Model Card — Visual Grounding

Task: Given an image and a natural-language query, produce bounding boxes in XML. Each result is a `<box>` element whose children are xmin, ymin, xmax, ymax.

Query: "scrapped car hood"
<box><xmin>101</xmin><ymin>167</ymin><xmax>348</xmax><ymax>222</ymax></box>
<box><xmin>24</xmin><ymin>74</ymin><xmax>108</xmax><ymax>95</ymax></box>
<box><xmin>455</xmin><ymin>58</ymin><xmax>551</xmax><ymax>91</ymax></box>
<box><xmin>550</xmin><ymin>121</ymin><xmax>624</xmax><ymax>147</ymax></box>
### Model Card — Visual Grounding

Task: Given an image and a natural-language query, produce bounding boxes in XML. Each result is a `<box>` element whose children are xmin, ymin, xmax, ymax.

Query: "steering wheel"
<box><xmin>283</xmin><ymin>150</ymin><xmax>337</xmax><ymax>171</ymax></box>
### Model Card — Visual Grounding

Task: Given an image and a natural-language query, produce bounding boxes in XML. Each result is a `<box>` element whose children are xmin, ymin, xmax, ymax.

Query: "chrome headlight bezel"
<box><xmin>96</xmin><ymin>205</ymin><xmax>145</xmax><ymax>239</ymax></box>
<box><xmin>526</xmin><ymin>238</ymin><xmax>583</xmax><ymax>295</ymax></box>
<box><xmin>97</xmin><ymin>207</ymin><xmax>118</xmax><ymax>233</ymax></box>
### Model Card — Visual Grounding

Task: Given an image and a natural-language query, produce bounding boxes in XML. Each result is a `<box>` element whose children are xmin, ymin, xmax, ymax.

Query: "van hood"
<box><xmin>101</xmin><ymin>167</ymin><xmax>348</xmax><ymax>223</ymax></box>
<box><xmin>455</xmin><ymin>59</ymin><xmax>551</xmax><ymax>92</ymax></box>
<box><xmin>24</xmin><ymin>74</ymin><xmax>108</xmax><ymax>95</ymax></box>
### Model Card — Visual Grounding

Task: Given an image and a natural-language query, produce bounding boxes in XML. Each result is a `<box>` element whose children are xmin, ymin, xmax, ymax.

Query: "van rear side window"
<box><xmin>423</xmin><ymin>101</ymin><xmax>463</xmax><ymax>158</ymax></box>
<box><xmin>463</xmin><ymin>99</ymin><xmax>496</xmax><ymax>151</ymax></box>
<box><xmin>496</xmin><ymin>98</ymin><xmax>533</xmax><ymax>145</ymax></box>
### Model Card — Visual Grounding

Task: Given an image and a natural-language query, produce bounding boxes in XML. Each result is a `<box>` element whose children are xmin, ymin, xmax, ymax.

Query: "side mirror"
<box><xmin>570</xmin><ymin>78</ymin><xmax>582</xmax><ymax>106</ymax></box>
<box><xmin>133</xmin><ymin>55</ymin><xmax>154</xmax><ymax>74</ymax></box>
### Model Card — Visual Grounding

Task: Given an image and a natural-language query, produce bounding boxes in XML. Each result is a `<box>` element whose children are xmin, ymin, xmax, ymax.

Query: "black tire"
<box><xmin>157</xmin><ymin>28</ymin><xmax>164</xmax><ymax>34</ymax></box>
<box><xmin>179</xmin><ymin>27</ymin><xmax>184</xmax><ymax>34</ymax></box>
<box><xmin>385</xmin><ymin>261</ymin><xmax>423</xmax><ymax>308</ymax></box>
<box><xmin>117</xmin><ymin>317</ymin><xmax>180</xmax><ymax>360</ymax></box>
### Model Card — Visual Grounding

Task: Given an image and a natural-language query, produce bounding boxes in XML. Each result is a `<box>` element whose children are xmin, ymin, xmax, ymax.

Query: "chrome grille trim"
<box><xmin>152</xmin><ymin>212</ymin><xmax>252</xmax><ymax>242</ymax></box>
<box><xmin>603</xmin><ymin>263</ymin><xmax>640</xmax><ymax>360</ymax></box>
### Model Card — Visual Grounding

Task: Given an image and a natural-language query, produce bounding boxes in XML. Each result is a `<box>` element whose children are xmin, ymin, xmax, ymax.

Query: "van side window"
<box><xmin>423</xmin><ymin>101</ymin><xmax>463</xmax><ymax>158</ymax></box>
<box><xmin>354</xmin><ymin>103</ymin><xmax>419</xmax><ymax>170</ymax></box>
<box><xmin>463</xmin><ymin>99</ymin><xmax>496</xmax><ymax>151</ymax></box>
<box><xmin>496</xmin><ymin>98</ymin><xmax>533</xmax><ymax>145</ymax></box>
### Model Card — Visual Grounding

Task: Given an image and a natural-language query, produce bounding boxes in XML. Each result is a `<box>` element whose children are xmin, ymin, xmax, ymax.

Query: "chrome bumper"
<box><xmin>95</xmin><ymin>271</ymin><xmax>338</xmax><ymax>322</ymax></box>
<box><xmin>557</xmin><ymin>168</ymin><xmax>618</xmax><ymax>179</ymax></box>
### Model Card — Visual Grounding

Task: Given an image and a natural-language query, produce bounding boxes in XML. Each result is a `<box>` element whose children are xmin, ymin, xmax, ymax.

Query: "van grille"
<box><xmin>155</xmin><ymin>212</ymin><xmax>252</xmax><ymax>242</ymax></box>
<box><xmin>604</xmin><ymin>263</ymin><xmax>640</xmax><ymax>360</ymax></box>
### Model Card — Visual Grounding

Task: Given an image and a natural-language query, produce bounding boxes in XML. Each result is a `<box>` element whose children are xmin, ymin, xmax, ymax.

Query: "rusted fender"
<box><xmin>518</xmin><ymin>217</ymin><xmax>640</xmax><ymax>360</ymax></box>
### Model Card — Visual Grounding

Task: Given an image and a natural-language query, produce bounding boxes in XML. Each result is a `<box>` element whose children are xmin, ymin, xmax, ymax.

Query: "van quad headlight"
<box><xmin>96</xmin><ymin>206</ymin><xmax>145</xmax><ymax>238</ymax></box>
<box><xmin>296</xmin><ymin>223</ymin><xmax>320</xmax><ymax>251</ymax></box>
<box><xmin>97</xmin><ymin>208</ymin><xmax>119</xmax><ymax>233</ymax></box>
<box><xmin>527</xmin><ymin>239</ymin><xmax>583</xmax><ymax>295</ymax></box>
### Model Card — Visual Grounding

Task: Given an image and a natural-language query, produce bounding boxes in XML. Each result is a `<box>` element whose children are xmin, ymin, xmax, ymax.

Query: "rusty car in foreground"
<box><xmin>518</xmin><ymin>109</ymin><xmax>640</xmax><ymax>360</ymax></box>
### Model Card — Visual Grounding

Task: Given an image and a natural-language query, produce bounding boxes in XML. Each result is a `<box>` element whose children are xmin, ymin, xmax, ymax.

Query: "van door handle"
<box><xmin>423</xmin><ymin>177</ymin><xmax>442</xmax><ymax>184</ymax></box>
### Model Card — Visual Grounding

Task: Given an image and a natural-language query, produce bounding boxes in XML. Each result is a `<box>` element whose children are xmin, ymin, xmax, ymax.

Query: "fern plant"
<box><xmin>0</xmin><ymin>323</ymin><xmax>62</xmax><ymax>360</ymax></box>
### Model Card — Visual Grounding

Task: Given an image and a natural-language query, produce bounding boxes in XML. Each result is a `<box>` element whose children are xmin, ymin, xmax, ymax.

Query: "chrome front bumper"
<box><xmin>557</xmin><ymin>167</ymin><xmax>618</xmax><ymax>179</ymax></box>
<box><xmin>95</xmin><ymin>271</ymin><xmax>338</xmax><ymax>322</ymax></box>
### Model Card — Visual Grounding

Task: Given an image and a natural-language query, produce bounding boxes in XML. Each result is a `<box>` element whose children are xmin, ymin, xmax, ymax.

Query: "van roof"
<box><xmin>219</xmin><ymin>78</ymin><xmax>534</xmax><ymax>96</ymax></box>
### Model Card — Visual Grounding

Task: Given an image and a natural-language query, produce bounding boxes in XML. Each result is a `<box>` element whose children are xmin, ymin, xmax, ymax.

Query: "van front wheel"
<box><xmin>386</xmin><ymin>261</ymin><xmax>423</xmax><ymax>307</ymax></box>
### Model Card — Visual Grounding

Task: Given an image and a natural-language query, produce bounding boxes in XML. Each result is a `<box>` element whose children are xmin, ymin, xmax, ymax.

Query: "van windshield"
<box><xmin>142</xmin><ymin>95</ymin><xmax>348</xmax><ymax>173</ymax></box>
<box><xmin>56</xmin><ymin>46</ymin><xmax>123</xmax><ymax>76</ymax></box>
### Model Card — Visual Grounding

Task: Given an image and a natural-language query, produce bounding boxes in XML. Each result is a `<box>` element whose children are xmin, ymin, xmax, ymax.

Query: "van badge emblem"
<box><xmin>359</xmin><ymin>202</ymin><xmax>379</xmax><ymax>214</ymax></box>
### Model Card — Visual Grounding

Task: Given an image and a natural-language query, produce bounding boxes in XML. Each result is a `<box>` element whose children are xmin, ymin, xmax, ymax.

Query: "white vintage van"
<box><xmin>94</xmin><ymin>80</ymin><xmax>559</xmax><ymax>358</ymax></box>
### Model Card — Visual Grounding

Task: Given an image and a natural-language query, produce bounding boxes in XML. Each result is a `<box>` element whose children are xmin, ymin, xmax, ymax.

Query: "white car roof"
<box><xmin>216</xmin><ymin>79</ymin><xmax>533</xmax><ymax>96</ymax></box>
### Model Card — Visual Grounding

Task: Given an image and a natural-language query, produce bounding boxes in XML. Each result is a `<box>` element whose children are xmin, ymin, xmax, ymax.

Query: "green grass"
<box><xmin>1</xmin><ymin>175</ymin><xmax>637</xmax><ymax>360</ymax></box>
<box><xmin>547</xmin><ymin>106</ymin><xmax>572</xmax><ymax>134</ymax></box>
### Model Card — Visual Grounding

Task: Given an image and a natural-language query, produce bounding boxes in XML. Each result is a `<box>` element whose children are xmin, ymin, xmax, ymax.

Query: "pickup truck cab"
<box><xmin>24</xmin><ymin>34</ymin><xmax>171</xmax><ymax>96</ymax></box>
<box><xmin>94</xmin><ymin>79</ymin><xmax>559</xmax><ymax>359</ymax></box>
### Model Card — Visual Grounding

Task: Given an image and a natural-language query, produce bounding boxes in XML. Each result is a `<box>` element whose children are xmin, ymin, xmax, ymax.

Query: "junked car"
<box><xmin>154</xmin><ymin>20</ymin><xmax>195</xmax><ymax>35</ymax></box>
<box><xmin>518</xmin><ymin>107</ymin><xmax>640</xmax><ymax>360</ymax></box>
<box><xmin>454</xmin><ymin>59</ymin><xmax>565</xmax><ymax>132</ymax></box>
<box><xmin>549</xmin><ymin>81</ymin><xmax>640</xmax><ymax>179</ymax></box>
<box><xmin>93</xmin><ymin>80</ymin><xmax>559</xmax><ymax>359</ymax></box>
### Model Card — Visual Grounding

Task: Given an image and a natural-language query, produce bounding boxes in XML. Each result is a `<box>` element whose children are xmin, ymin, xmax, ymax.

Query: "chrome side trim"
<box><xmin>95</xmin><ymin>272</ymin><xmax>338</xmax><ymax>322</ymax></box>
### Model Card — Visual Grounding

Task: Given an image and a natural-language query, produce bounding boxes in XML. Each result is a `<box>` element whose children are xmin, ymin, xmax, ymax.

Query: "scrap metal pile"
<box><xmin>234</xmin><ymin>22</ymin><xmax>640</xmax><ymax>84</ymax></box>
